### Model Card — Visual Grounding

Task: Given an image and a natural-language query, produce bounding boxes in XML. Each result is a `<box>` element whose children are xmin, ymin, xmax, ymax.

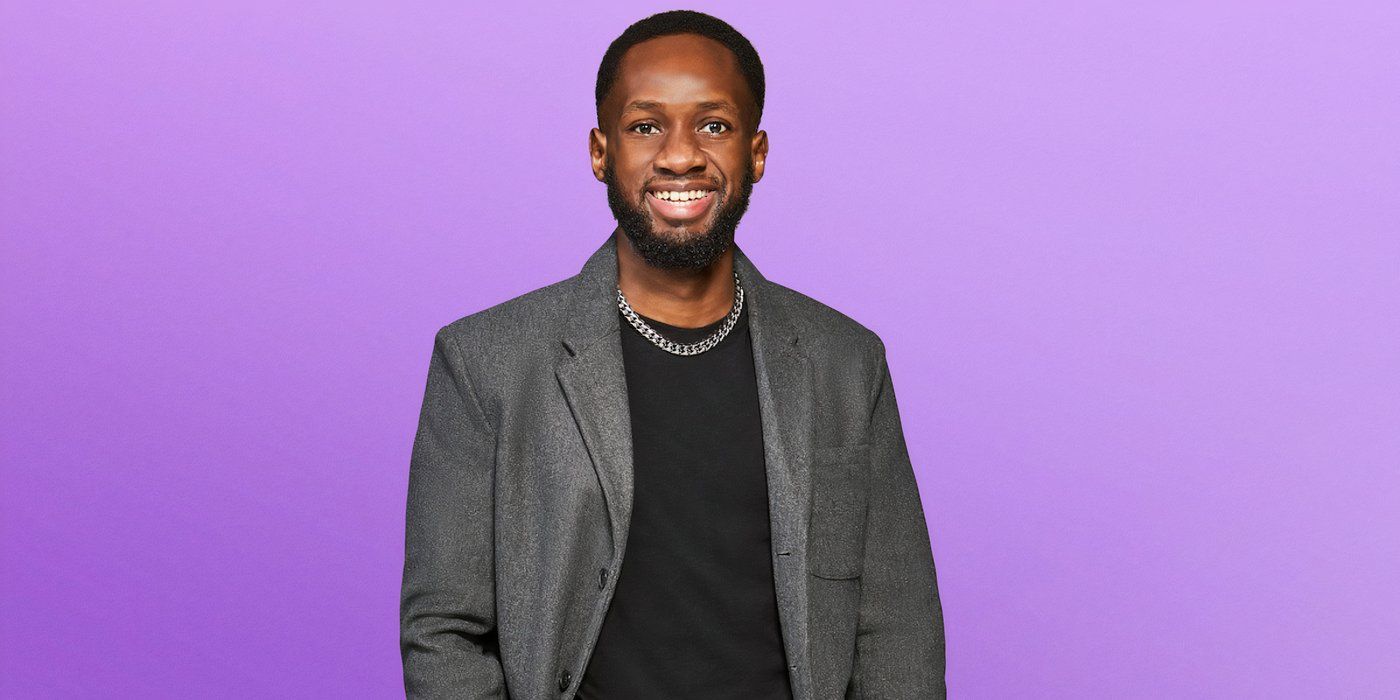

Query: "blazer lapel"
<box><xmin>555</xmin><ymin>235</ymin><xmax>635</xmax><ymax>558</ymax></box>
<box><xmin>555</xmin><ymin>233</ymin><xmax>817</xmax><ymax>697</ymax></box>
<box><xmin>736</xmin><ymin>248</ymin><xmax>817</xmax><ymax>698</ymax></box>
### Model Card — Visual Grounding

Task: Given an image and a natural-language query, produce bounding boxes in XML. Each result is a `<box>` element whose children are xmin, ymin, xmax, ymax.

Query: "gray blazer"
<box><xmin>400</xmin><ymin>234</ymin><xmax>946</xmax><ymax>699</ymax></box>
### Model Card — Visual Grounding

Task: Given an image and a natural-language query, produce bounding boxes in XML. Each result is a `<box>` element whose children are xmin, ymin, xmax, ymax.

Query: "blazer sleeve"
<box><xmin>400</xmin><ymin>326</ymin><xmax>506</xmax><ymax>698</ymax></box>
<box><xmin>849</xmin><ymin>343</ymin><xmax>948</xmax><ymax>698</ymax></box>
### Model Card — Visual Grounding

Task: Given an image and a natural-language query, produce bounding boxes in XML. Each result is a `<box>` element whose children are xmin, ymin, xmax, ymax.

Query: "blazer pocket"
<box><xmin>807</xmin><ymin>442</ymin><xmax>871</xmax><ymax>580</ymax></box>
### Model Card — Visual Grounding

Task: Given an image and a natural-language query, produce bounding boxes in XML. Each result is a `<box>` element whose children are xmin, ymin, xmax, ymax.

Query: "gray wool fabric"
<box><xmin>400</xmin><ymin>234</ymin><xmax>946</xmax><ymax>699</ymax></box>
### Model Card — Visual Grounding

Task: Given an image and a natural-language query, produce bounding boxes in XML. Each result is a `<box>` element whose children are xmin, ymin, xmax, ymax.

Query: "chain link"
<box><xmin>617</xmin><ymin>271</ymin><xmax>744</xmax><ymax>356</ymax></box>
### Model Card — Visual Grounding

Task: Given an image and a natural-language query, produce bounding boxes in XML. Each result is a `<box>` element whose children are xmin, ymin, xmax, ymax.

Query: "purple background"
<box><xmin>3</xmin><ymin>1</ymin><xmax>1397</xmax><ymax>697</ymax></box>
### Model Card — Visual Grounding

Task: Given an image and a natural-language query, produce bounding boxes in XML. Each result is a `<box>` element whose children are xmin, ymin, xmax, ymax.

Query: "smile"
<box><xmin>646</xmin><ymin>189</ymin><xmax>716</xmax><ymax>222</ymax></box>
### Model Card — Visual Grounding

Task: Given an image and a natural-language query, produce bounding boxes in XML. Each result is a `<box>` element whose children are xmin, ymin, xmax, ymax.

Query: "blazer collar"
<box><xmin>558</xmin><ymin>231</ymin><xmax>799</xmax><ymax>356</ymax></box>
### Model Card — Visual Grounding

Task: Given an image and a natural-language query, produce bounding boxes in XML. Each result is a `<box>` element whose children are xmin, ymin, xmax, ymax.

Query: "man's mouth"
<box><xmin>645</xmin><ymin>188</ymin><xmax>717</xmax><ymax>223</ymax></box>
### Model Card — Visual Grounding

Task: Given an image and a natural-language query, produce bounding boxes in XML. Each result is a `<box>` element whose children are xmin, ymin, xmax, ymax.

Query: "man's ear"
<box><xmin>751</xmin><ymin>129</ymin><xmax>768</xmax><ymax>184</ymax></box>
<box><xmin>589</xmin><ymin>128</ymin><xmax>608</xmax><ymax>182</ymax></box>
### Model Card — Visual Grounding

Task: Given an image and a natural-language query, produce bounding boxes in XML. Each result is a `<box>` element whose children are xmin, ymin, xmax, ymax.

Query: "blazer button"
<box><xmin>559</xmin><ymin>669</ymin><xmax>572</xmax><ymax>691</ymax></box>
<box><xmin>598</xmin><ymin>567</ymin><xmax>609</xmax><ymax>590</ymax></box>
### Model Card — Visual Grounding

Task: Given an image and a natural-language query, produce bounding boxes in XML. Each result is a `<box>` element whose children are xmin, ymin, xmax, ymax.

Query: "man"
<box><xmin>400</xmin><ymin>10</ymin><xmax>945</xmax><ymax>699</ymax></box>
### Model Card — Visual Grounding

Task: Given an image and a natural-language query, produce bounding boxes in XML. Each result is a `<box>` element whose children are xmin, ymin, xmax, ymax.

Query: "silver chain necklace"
<box><xmin>617</xmin><ymin>271</ymin><xmax>744</xmax><ymax>356</ymax></box>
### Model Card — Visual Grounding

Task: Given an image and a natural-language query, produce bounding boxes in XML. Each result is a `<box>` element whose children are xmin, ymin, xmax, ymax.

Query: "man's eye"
<box><xmin>702</xmin><ymin>122</ymin><xmax>729</xmax><ymax>135</ymax></box>
<box><xmin>632</xmin><ymin>124</ymin><xmax>659</xmax><ymax>135</ymax></box>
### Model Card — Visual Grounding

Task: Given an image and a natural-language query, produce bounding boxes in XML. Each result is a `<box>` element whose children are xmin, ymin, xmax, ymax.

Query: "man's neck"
<box><xmin>613</xmin><ymin>227</ymin><xmax>737</xmax><ymax>329</ymax></box>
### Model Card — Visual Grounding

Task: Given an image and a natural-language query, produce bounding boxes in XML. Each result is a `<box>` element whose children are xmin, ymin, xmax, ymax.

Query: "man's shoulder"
<box><xmin>427</xmin><ymin>270</ymin><xmax>891</xmax><ymax>365</ymax></box>
<box><xmin>760</xmin><ymin>279</ymin><xmax>887</xmax><ymax>359</ymax></box>
<box><xmin>435</xmin><ymin>273</ymin><xmax>579</xmax><ymax>354</ymax></box>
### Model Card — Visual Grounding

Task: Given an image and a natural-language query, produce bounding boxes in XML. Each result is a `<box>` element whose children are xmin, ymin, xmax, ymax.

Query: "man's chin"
<box><xmin>621</xmin><ymin>220</ymin><xmax>732</xmax><ymax>270</ymax></box>
<box><xmin>631</xmin><ymin>227</ymin><xmax>724</xmax><ymax>253</ymax></box>
<box><xmin>647</xmin><ymin>222</ymin><xmax>712</xmax><ymax>242</ymax></box>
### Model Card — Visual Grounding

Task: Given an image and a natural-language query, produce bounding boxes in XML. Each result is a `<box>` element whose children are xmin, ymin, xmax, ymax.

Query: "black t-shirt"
<box><xmin>577</xmin><ymin>301</ymin><xmax>793</xmax><ymax>699</ymax></box>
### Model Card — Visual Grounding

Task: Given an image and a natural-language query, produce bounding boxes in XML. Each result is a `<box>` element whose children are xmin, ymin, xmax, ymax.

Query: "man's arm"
<box><xmin>849</xmin><ymin>343</ymin><xmax>948</xmax><ymax>698</ymax></box>
<box><xmin>400</xmin><ymin>326</ymin><xmax>505</xmax><ymax>698</ymax></box>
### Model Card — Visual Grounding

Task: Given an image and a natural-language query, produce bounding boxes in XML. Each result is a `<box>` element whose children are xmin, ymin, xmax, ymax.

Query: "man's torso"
<box><xmin>578</xmin><ymin>304</ymin><xmax>793</xmax><ymax>698</ymax></box>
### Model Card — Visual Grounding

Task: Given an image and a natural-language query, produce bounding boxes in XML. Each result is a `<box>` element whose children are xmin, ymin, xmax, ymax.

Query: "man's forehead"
<box><xmin>609</xmin><ymin>34</ymin><xmax>753</xmax><ymax>113</ymax></box>
<box><xmin>619</xmin><ymin>33</ymin><xmax>739</xmax><ymax>72</ymax></box>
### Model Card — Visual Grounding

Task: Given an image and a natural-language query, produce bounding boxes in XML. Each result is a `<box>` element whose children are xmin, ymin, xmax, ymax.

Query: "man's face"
<box><xmin>591</xmin><ymin>33</ymin><xmax>768</xmax><ymax>270</ymax></box>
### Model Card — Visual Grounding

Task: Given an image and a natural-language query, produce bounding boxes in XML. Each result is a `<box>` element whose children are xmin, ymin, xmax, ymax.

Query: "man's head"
<box><xmin>590</xmin><ymin>11</ymin><xmax>768</xmax><ymax>271</ymax></box>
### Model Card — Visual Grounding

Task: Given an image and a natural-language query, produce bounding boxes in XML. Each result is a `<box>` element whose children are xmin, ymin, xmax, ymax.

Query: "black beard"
<box><xmin>604</xmin><ymin>160</ymin><xmax>755</xmax><ymax>271</ymax></box>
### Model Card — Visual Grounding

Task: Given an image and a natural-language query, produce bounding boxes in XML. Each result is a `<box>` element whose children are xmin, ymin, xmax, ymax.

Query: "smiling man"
<box><xmin>400</xmin><ymin>10</ymin><xmax>946</xmax><ymax>700</ymax></box>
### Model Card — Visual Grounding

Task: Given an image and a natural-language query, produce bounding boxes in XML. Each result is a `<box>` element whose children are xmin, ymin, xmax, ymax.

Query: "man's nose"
<box><xmin>654</xmin><ymin>129</ymin><xmax>705</xmax><ymax>174</ymax></box>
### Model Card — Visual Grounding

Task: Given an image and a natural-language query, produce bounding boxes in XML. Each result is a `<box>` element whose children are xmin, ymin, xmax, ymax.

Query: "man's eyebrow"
<box><xmin>622</xmin><ymin>100</ymin><xmax>664</xmax><ymax>114</ymax></box>
<box><xmin>696</xmin><ymin>100</ymin><xmax>739</xmax><ymax>115</ymax></box>
<box><xmin>620</xmin><ymin>99</ymin><xmax>740</xmax><ymax>115</ymax></box>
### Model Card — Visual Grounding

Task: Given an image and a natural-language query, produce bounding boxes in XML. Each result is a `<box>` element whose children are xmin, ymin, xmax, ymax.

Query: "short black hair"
<box><xmin>595</xmin><ymin>10</ymin><xmax>765</xmax><ymax>128</ymax></box>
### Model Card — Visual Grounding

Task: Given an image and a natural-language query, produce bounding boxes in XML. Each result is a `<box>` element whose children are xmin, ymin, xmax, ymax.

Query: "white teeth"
<box><xmin>652</xmin><ymin>190</ymin><xmax>711</xmax><ymax>202</ymax></box>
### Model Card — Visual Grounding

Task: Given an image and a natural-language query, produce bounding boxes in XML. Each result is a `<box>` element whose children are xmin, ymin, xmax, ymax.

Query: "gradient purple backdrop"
<box><xmin>3</xmin><ymin>2</ymin><xmax>1398</xmax><ymax>697</ymax></box>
